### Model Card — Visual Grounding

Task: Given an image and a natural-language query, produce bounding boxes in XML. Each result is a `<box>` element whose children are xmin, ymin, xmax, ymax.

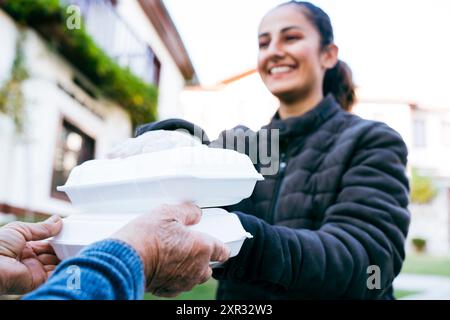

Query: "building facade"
<box><xmin>0</xmin><ymin>0</ymin><xmax>196</xmax><ymax>221</ymax></box>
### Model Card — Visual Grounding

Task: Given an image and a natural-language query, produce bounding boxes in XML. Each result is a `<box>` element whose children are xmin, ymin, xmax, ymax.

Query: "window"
<box><xmin>413</xmin><ymin>119</ymin><xmax>426</xmax><ymax>147</ymax></box>
<box><xmin>65</xmin><ymin>0</ymin><xmax>161</xmax><ymax>87</ymax></box>
<box><xmin>51</xmin><ymin>120</ymin><xmax>95</xmax><ymax>201</ymax></box>
<box><xmin>442</xmin><ymin>121</ymin><xmax>450</xmax><ymax>147</ymax></box>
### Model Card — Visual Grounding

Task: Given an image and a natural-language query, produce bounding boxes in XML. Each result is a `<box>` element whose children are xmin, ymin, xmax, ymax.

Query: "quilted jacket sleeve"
<box><xmin>213</xmin><ymin>122</ymin><xmax>410</xmax><ymax>299</ymax></box>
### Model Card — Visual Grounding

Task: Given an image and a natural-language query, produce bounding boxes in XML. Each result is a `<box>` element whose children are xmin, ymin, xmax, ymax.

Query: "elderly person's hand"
<box><xmin>112</xmin><ymin>203</ymin><xmax>230</xmax><ymax>297</ymax></box>
<box><xmin>0</xmin><ymin>216</ymin><xmax>62</xmax><ymax>295</ymax></box>
<box><xmin>107</xmin><ymin>130</ymin><xmax>202</xmax><ymax>159</ymax></box>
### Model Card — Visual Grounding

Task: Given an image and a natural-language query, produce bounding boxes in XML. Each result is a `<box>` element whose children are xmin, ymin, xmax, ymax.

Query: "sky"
<box><xmin>163</xmin><ymin>0</ymin><xmax>450</xmax><ymax>107</ymax></box>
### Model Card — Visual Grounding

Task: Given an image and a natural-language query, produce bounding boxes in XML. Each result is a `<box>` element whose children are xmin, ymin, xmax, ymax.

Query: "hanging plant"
<box><xmin>1</xmin><ymin>0</ymin><xmax>158</xmax><ymax>127</ymax></box>
<box><xmin>0</xmin><ymin>30</ymin><xmax>29</xmax><ymax>133</ymax></box>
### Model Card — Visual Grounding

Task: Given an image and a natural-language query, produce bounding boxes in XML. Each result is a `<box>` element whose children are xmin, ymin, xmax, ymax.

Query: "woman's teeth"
<box><xmin>270</xmin><ymin>66</ymin><xmax>294</xmax><ymax>75</ymax></box>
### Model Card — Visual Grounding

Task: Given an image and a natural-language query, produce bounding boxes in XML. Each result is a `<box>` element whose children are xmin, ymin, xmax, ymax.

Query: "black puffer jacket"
<box><xmin>136</xmin><ymin>94</ymin><xmax>410</xmax><ymax>299</ymax></box>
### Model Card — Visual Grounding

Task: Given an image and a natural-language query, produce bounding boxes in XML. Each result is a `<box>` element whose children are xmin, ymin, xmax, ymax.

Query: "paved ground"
<box><xmin>394</xmin><ymin>274</ymin><xmax>450</xmax><ymax>300</ymax></box>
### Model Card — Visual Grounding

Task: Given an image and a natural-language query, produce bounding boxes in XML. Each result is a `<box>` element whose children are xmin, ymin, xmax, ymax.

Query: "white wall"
<box><xmin>180</xmin><ymin>72</ymin><xmax>278</xmax><ymax>139</ymax></box>
<box><xmin>0</xmin><ymin>10</ymin><xmax>132</xmax><ymax>217</ymax></box>
<box><xmin>409</xmin><ymin>110</ymin><xmax>450</xmax><ymax>177</ymax></box>
<box><xmin>408</xmin><ymin>184</ymin><xmax>450</xmax><ymax>255</ymax></box>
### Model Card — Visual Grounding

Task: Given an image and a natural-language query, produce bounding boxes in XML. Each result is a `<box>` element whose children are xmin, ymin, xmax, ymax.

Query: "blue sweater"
<box><xmin>23</xmin><ymin>239</ymin><xmax>145</xmax><ymax>300</ymax></box>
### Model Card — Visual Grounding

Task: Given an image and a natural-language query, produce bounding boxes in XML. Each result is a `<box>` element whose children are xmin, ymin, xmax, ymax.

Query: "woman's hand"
<box><xmin>0</xmin><ymin>216</ymin><xmax>62</xmax><ymax>295</ymax></box>
<box><xmin>107</xmin><ymin>130</ymin><xmax>202</xmax><ymax>159</ymax></box>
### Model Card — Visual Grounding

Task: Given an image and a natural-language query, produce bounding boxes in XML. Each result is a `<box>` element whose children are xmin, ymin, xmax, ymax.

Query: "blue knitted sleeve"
<box><xmin>23</xmin><ymin>239</ymin><xmax>145</xmax><ymax>300</ymax></box>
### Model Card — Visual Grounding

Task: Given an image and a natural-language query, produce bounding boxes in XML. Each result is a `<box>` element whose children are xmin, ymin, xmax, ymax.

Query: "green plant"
<box><xmin>0</xmin><ymin>0</ymin><xmax>158</xmax><ymax>126</ymax></box>
<box><xmin>0</xmin><ymin>30</ymin><xmax>29</xmax><ymax>133</ymax></box>
<box><xmin>411</xmin><ymin>238</ymin><xmax>427</xmax><ymax>253</ymax></box>
<box><xmin>410</xmin><ymin>168</ymin><xmax>437</xmax><ymax>204</ymax></box>
<box><xmin>394</xmin><ymin>289</ymin><xmax>421</xmax><ymax>299</ymax></box>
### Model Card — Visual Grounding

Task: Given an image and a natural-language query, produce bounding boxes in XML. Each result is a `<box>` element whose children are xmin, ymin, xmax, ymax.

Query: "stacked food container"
<box><xmin>50</xmin><ymin>145</ymin><xmax>263</xmax><ymax>260</ymax></box>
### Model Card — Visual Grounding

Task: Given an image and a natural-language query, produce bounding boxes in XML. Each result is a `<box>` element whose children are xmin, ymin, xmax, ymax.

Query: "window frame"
<box><xmin>50</xmin><ymin>117</ymin><xmax>96</xmax><ymax>202</ymax></box>
<box><xmin>413</xmin><ymin>118</ymin><xmax>427</xmax><ymax>148</ymax></box>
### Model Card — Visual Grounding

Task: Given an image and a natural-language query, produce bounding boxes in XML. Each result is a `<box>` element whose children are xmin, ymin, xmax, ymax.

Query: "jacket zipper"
<box><xmin>268</xmin><ymin>151</ymin><xmax>288</xmax><ymax>224</ymax></box>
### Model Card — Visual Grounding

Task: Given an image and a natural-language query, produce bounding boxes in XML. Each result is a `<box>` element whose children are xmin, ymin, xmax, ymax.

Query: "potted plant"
<box><xmin>411</xmin><ymin>237</ymin><xmax>427</xmax><ymax>253</ymax></box>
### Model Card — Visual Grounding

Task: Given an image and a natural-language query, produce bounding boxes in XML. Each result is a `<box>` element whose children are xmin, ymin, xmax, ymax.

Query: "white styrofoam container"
<box><xmin>57</xmin><ymin>146</ymin><xmax>263</xmax><ymax>213</ymax></box>
<box><xmin>50</xmin><ymin>208</ymin><xmax>252</xmax><ymax>261</ymax></box>
<box><xmin>51</xmin><ymin>146</ymin><xmax>260</xmax><ymax>263</ymax></box>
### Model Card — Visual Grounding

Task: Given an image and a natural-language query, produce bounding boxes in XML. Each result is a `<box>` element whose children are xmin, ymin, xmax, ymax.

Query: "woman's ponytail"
<box><xmin>323</xmin><ymin>60</ymin><xmax>356</xmax><ymax>111</ymax></box>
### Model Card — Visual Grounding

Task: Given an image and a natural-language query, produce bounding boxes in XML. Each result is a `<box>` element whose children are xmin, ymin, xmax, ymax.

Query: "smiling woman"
<box><xmin>136</xmin><ymin>0</ymin><xmax>410</xmax><ymax>300</ymax></box>
<box><xmin>257</xmin><ymin>1</ymin><xmax>355</xmax><ymax>117</ymax></box>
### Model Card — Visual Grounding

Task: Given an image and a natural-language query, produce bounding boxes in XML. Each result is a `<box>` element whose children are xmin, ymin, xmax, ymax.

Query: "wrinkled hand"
<box><xmin>112</xmin><ymin>203</ymin><xmax>230</xmax><ymax>297</ymax></box>
<box><xmin>107</xmin><ymin>130</ymin><xmax>202</xmax><ymax>159</ymax></box>
<box><xmin>0</xmin><ymin>216</ymin><xmax>62</xmax><ymax>295</ymax></box>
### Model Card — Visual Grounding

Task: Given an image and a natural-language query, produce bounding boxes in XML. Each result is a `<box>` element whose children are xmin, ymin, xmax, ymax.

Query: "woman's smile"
<box><xmin>268</xmin><ymin>64</ymin><xmax>298</xmax><ymax>76</ymax></box>
<box><xmin>267</xmin><ymin>66</ymin><xmax>300</xmax><ymax>88</ymax></box>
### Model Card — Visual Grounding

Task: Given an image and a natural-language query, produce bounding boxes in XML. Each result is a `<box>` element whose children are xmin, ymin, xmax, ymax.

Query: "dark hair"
<box><xmin>279</xmin><ymin>1</ymin><xmax>356</xmax><ymax>111</ymax></box>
